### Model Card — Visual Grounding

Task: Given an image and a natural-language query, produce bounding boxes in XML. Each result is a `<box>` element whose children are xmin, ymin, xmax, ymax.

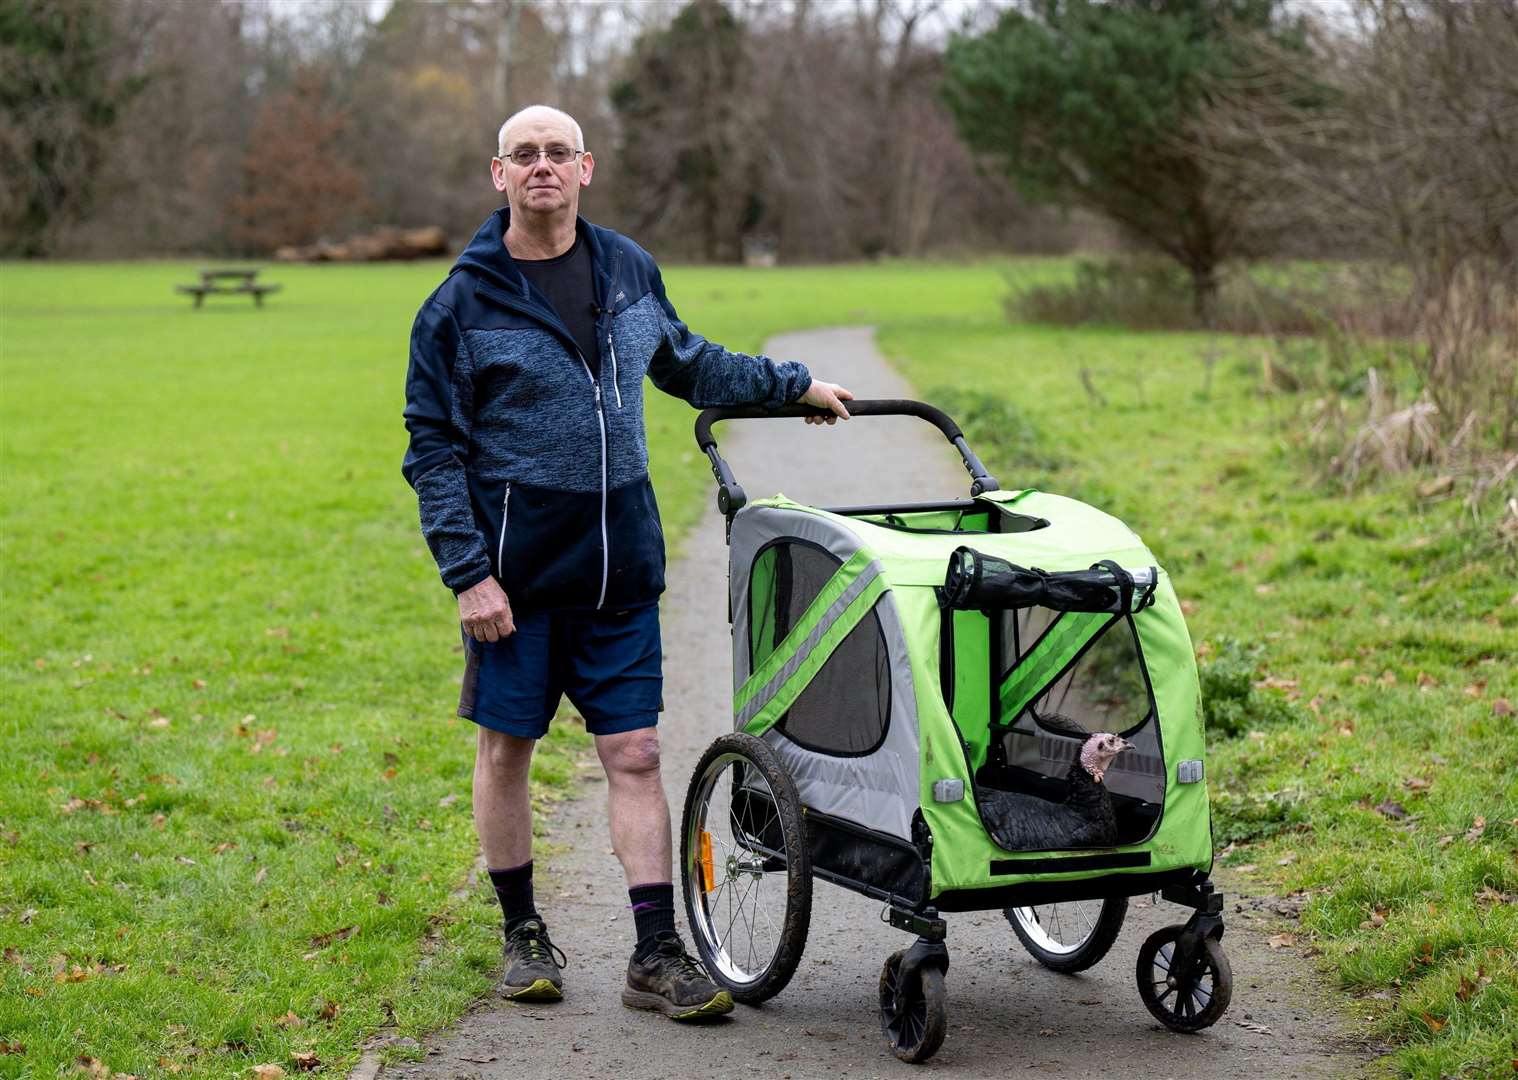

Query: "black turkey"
<box><xmin>977</xmin><ymin>730</ymin><xmax>1134</xmax><ymax>851</ymax></box>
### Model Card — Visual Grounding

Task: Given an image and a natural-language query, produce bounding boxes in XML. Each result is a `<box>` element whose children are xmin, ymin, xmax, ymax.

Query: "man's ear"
<box><xmin>490</xmin><ymin>156</ymin><xmax>509</xmax><ymax>193</ymax></box>
<box><xmin>579</xmin><ymin>151</ymin><xmax>595</xmax><ymax>188</ymax></box>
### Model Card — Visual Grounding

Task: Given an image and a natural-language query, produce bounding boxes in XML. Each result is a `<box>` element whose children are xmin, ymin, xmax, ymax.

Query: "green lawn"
<box><xmin>2</xmin><ymin>259</ymin><xmax>1514</xmax><ymax>1078</ymax></box>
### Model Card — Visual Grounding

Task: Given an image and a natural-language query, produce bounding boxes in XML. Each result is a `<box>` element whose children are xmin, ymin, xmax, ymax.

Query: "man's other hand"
<box><xmin>459</xmin><ymin>577</ymin><xmax>516</xmax><ymax>642</ymax></box>
<box><xmin>799</xmin><ymin>380</ymin><xmax>854</xmax><ymax>425</ymax></box>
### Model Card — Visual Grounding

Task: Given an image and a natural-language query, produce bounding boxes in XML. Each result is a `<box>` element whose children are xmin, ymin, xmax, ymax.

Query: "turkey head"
<box><xmin>1078</xmin><ymin>732</ymin><xmax>1135</xmax><ymax>784</ymax></box>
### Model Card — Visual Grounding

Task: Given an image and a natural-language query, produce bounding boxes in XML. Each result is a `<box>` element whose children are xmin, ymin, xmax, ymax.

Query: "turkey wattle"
<box><xmin>976</xmin><ymin>730</ymin><xmax>1135</xmax><ymax>851</ymax></box>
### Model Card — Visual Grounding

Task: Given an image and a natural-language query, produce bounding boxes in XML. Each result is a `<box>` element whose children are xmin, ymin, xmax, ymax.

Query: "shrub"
<box><xmin>1199</xmin><ymin>636</ymin><xmax>1298</xmax><ymax>739</ymax></box>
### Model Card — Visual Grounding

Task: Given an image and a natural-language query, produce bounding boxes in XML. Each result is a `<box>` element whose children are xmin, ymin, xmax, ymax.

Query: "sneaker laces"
<box><xmin>650</xmin><ymin>933</ymin><xmax>707</xmax><ymax>980</ymax></box>
<box><xmin>507</xmin><ymin>920</ymin><xmax>567</xmax><ymax>970</ymax></box>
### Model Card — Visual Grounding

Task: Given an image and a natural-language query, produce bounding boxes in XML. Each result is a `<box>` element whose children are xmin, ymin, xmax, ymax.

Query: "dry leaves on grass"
<box><xmin>274</xmin><ymin>1011</ymin><xmax>303</xmax><ymax>1030</ymax></box>
<box><xmin>1466</xmin><ymin>816</ymin><xmax>1487</xmax><ymax>843</ymax></box>
<box><xmin>291</xmin><ymin>1052</ymin><xmax>320</xmax><ymax>1071</ymax></box>
<box><xmin>1494</xmin><ymin>698</ymin><xmax>1513</xmax><ymax>716</ymax></box>
<box><xmin>1267</xmin><ymin>933</ymin><xmax>1298</xmax><ymax>949</ymax></box>
<box><xmin>252</xmin><ymin>1066</ymin><xmax>285</xmax><ymax>1080</ymax></box>
<box><xmin>1420</xmin><ymin>1012</ymin><xmax>1446</xmax><ymax>1034</ymax></box>
<box><xmin>0</xmin><ymin>1041</ymin><xmax>24</xmax><ymax>1054</ymax></box>
<box><xmin>1374</xmin><ymin>799</ymin><xmax>1410</xmax><ymax>820</ymax></box>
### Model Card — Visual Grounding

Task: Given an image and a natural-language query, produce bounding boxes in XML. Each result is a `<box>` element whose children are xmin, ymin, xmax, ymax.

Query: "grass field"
<box><xmin>2</xmin><ymin>258</ymin><xmax>1514</xmax><ymax>1078</ymax></box>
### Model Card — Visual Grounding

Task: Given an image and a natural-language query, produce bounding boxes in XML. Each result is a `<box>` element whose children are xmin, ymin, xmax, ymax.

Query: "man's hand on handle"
<box><xmin>459</xmin><ymin>577</ymin><xmax>515</xmax><ymax>642</ymax></box>
<box><xmin>799</xmin><ymin>379</ymin><xmax>854</xmax><ymax>425</ymax></box>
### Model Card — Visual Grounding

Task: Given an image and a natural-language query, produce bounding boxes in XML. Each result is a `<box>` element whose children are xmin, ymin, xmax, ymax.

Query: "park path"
<box><xmin>379</xmin><ymin>328</ymin><xmax>1358</xmax><ymax>1080</ymax></box>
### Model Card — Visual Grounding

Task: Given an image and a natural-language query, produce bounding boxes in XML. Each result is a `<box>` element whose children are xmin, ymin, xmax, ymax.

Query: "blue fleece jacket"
<box><xmin>402</xmin><ymin>209</ymin><xmax>812</xmax><ymax>612</ymax></box>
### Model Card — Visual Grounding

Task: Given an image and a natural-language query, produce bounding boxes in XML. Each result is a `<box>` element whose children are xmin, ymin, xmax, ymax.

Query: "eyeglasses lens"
<box><xmin>507</xmin><ymin>147</ymin><xmax>577</xmax><ymax>166</ymax></box>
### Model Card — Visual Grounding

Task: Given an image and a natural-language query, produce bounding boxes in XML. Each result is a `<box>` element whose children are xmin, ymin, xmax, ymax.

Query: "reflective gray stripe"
<box><xmin>736</xmin><ymin>560</ymin><xmax>883</xmax><ymax>728</ymax></box>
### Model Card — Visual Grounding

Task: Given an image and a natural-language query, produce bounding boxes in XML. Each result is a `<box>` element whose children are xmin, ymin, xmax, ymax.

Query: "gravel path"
<box><xmin>384</xmin><ymin>328</ymin><xmax>1359</xmax><ymax>1080</ymax></box>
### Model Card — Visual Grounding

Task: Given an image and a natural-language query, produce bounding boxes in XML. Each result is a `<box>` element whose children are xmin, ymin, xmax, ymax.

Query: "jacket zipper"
<box><xmin>474</xmin><ymin>280</ymin><xmax>613</xmax><ymax>611</ymax></box>
<box><xmin>496</xmin><ymin>483</ymin><xmax>511</xmax><ymax>576</ymax></box>
<box><xmin>608</xmin><ymin>331</ymin><xmax>622</xmax><ymax>409</ymax></box>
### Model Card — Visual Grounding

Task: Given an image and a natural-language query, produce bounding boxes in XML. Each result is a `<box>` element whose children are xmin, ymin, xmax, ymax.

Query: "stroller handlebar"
<box><xmin>693</xmin><ymin>399</ymin><xmax>1000</xmax><ymax>518</ymax></box>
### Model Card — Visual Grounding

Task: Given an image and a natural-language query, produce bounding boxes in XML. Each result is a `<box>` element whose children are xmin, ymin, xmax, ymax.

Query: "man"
<box><xmin>402</xmin><ymin>105</ymin><xmax>852</xmax><ymax>1021</ymax></box>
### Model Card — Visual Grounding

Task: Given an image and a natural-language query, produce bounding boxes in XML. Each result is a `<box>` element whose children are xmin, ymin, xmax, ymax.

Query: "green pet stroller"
<box><xmin>679</xmin><ymin>400</ymin><xmax>1232</xmax><ymax>1062</ymax></box>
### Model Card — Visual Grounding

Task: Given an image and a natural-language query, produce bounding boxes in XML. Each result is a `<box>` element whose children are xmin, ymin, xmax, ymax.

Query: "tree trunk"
<box><xmin>1191</xmin><ymin>264</ymin><xmax>1219</xmax><ymax>328</ymax></box>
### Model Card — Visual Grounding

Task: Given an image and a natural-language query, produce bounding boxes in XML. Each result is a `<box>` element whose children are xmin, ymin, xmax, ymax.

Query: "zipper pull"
<box><xmin>594</xmin><ymin>382</ymin><xmax>602</xmax><ymax>407</ymax></box>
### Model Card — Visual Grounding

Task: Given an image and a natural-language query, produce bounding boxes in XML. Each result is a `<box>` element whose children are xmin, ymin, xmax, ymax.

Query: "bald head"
<box><xmin>497</xmin><ymin>105</ymin><xmax>584</xmax><ymax>156</ymax></box>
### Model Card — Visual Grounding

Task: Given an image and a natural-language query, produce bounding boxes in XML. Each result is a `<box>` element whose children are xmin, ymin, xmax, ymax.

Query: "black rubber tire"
<box><xmin>1136</xmin><ymin>924</ymin><xmax>1233</xmax><ymax>1033</ymax></box>
<box><xmin>1004</xmin><ymin>896</ymin><xmax>1128</xmax><ymax>973</ymax></box>
<box><xmin>680</xmin><ymin>732</ymin><xmax>811</xmax><ymax>1005</ymax></box>
<box><xmin>879</xmin><ymin>949</ymin><xmax>948</xmax><ymax>1064</ymax></box>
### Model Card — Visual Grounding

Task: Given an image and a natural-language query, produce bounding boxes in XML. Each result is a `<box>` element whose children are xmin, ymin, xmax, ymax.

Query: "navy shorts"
<box><xmin>458</xmin><ymin>604</ymin><xmax>662</xmax><ymax>739</ymax></box>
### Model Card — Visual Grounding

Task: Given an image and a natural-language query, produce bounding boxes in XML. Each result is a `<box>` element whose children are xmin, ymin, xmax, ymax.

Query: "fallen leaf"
<box><xmin>1493</xmin><ymin>698</ymin><xmax>1513</xmax><ymax>717</ymax></box>
<box><xmin>1419</xmin><ymin>1012</ymin><xmax>1445</xmax><ymax>1033</ymax></box>
<box><xmin>1463</xmin><ymin>681</ymin><xmax>1486</xmax><ymax>697</ymax></box>
<box><xmin>1415</xmin><ymin>940</ymin><xmax>1435</xmax><ymax>965</ymax></box>
<box><xmin>252</xmin><ymin>1066</ymin><xmax>285</xmax><ymax>1080</ymax></box>
<box><xmin>1379</xmin><ymin>670</ymin><xmax>1397</xmax><ymax>685</ymax></box>
<box><xmin>1416</xmin><ymin>671</ymin><xmax>1437</xmax><ymax>687</ymax></box>
<box><xmin>274</xmin><ymin>1011</ymin><xmax>303</xmax><ymax>1030</ymax></box>
<box><xmin>1456</xmin><ymin>974</ymin><xmax>1478</xmax><ymax>1003</ymax></box>
<box><xmin>1234</xmin><ymin>1019</ymin><xmax>1274</xmax><ymax>1035</ymax></box>
<box><xmin>253</xmin><ymin>867</ymin><xmax>268</xmax><ymax>885</ymax></box>
<box><xmin>1254</xmin><ymin>675</ymin><xmax>1299</xmax><ymax>691</ymax></box>
<box><xmin>1276</xmin><ymin>851</ymin><xmax>1296</xmax><ymax>866</ymax></box>
<box><xmin>1475</xmin><ymin>885</ymin><xmax>1517</xmax><ymax>906</ymax></box>
<box><xmin>316</xmin><ymin>1000</ymin><xmax>340</xmax><ymax>1021</ymax></box>
<box><xmin>1338</xmin><ymin>721</ymin><xmax>1355</xmax><ymax>737</ymax></box>
<box><xmin>76</xmin><ymin>1055</ymin><xmax>111</xmax><ymax>1077</ymax></box>
<box><xmin>1438</xmin><ymin>834</ymin><xmax>1455</xmax><ymax>847</ymax></box>
<box><xmin>381</xmin><ymin>768</ymin><xmax>397</xmax><ymax>781</ymax></box>
<box><xmin>174</xmin><ymin>855</ymin><xmax>197</xmax><ymax>865</ymax></box>
<box><xmin>1465</xmin><ymin>816</ymin><xmax>1487</xmax><ymax>843</ymax></box>
<box><xmin>211</xmin><ymin>842</ymin><xmax>236</xmax><ymax>855</ymax></box>
<box><xmin>21</xmin><ymin>908</ymin><xmax>36</xmax><ymax>925</ymax></box>
<box><xmin>437</xmin><ymin>793</ymin><xmax>459</xmax><ymax>808</ymax></box>
<box><xmin>1235</xmin><ymin>863</ymin><xmax>1259</xmax><ymax>874</ymax></box>
<box><xmin>1038</xmin><ymin>1028</ymin><xmax>1058</xmax><ymax>1036</ymax></box>
<box><xmin>1374</xmin><ymin>799</ymin><xmax>1409</xmax><ymax>821</ymax></box>
<box><xmin>0</xmin><ymin>1041</ymin><xmax>23</xmax><ymax>1054</ymax></box>
<box><xmin>1354</xmin><ymin>674</ymin><xmax>1372</xmax><ymax>686</ymax></box>
<box><xmin>308</xmin><ymin>926</ymin><xmax>359</xmax><ymax>949</ymax></box>
<box><xmin>1267</xmin><ymin>933</ymin><xmax>1297</xmax><ymax>949</ymax></box>
<box><xmin>290</xmin><ymin>1052</ymin><xmax>319</xmax><ymax>1071</ymax></box>
<box><xmin>1403</xmin><ymin>776</ymin><xmax>1431</xmax><ymax>791</ymax></box>
<box><xmin>1417</xmin><ymin>475</ymin><xmax>1454</xmax><ymax>498</ymax></box>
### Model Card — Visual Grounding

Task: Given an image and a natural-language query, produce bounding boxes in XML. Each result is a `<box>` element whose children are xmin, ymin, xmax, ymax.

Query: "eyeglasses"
<box><xmin>499</xmin><ymin>145</ymin><xmax>583</xmax><ymax>167</ymax></box>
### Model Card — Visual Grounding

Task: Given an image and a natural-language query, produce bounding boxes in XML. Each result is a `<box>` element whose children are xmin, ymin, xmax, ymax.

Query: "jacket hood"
<box><xmin>451</xmin><ymin>206</ymin><xmax>610</xmax><ymax>294</ymax></box>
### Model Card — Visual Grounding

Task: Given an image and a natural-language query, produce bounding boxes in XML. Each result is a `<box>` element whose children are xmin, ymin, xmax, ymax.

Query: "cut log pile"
<box><xmin>275</xmin><ymin>225</ymin><xmax>448</xmax><ymax>262</ymax></box>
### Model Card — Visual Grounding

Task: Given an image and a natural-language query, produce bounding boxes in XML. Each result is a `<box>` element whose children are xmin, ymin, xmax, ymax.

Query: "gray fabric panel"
<box><xmin>761</xmin><ymin>587</ymin><xmax>922</xmax><ymax>841</ymax></box>
<box><xmin>728</xmin><ymin>506</ymin><xmax>865</xmax><ymax>694</ymax></box>
<box><xmin>734</xmin><ymin>560</ymin><xmax>883</xmax><ymax>728</ymax></box>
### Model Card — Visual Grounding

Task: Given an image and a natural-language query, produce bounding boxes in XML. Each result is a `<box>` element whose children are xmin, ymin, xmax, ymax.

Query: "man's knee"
<box><xmin>597</xmin><ymin>727</ymin><xmax>661</xmax><ymax>781</ymax></box>
<box><xmin>476</xmin><ymin>727</ymin><xmax>535</xmax><ymax>775</ymax></box>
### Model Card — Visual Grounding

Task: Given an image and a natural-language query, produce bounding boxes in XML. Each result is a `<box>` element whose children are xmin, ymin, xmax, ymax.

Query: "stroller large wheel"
<box><xmin>681</xmin><ymin>732</ymin><xmax>811</xmax><ymax>1004</ymax></box>
<box><xmin>1005</xmin><ymin>897</ymin><xmax>1127</xmax><ymax>973</ymax></box>
<box><xmin>1136</xmin><ymin>924</ymin><xmax>1232</xmax><ymax>1032</ymax></box>
<box><xmin>879</xmin><ymin>949</ymin><xmax>947</xmax><ymax>1063</ymax></box>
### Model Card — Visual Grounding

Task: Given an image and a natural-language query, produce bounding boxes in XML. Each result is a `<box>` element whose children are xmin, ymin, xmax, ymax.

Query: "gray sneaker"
<box><xmin>498</xmin><ymin>919</ymin><xmax>565</xmax><ymax>1002</ymax></box>
<box><xmin>621</xmin><ymin>932</ymin><xmax>733</xmax><ymax>1021</ymax></box>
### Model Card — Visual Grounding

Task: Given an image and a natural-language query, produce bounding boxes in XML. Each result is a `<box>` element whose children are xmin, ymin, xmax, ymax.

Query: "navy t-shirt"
<box><xmin>516</xmin><ymin>233</ymin><xmax>600</xmax><ymax>372</ymax></box>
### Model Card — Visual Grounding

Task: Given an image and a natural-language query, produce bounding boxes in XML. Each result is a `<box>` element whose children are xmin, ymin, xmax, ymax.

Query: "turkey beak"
<box><xmin>1118</xmin><ymin>738</ymin><xmax>1136</xmax><ymax>754</ymax></box>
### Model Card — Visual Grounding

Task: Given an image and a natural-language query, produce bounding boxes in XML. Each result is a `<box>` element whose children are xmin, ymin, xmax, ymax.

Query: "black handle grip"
<box><xmin>693</xmin><ymin>399</ymin><xmax>999</xmax><ymax>518</ymax></box>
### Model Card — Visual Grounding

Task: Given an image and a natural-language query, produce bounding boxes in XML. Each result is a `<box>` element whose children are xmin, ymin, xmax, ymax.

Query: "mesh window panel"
<box><xmin>747</xmin><ymin>541</ymin><xmax>891</xmax><ymax>757</ymax></box>
<box><xmin>1028</xmin><ymin>617</ymin><xmax>1150</xmax><ymax>738</ymax></box>
<box><xmin>779</xmin><ymin>596</ymin><xmax>891</xmax><ymax>756</ymax></box>
<box><xmin>999</xmin><ymin>606</ymin><xmax>1061</xmax><ymax>678</ymax></box>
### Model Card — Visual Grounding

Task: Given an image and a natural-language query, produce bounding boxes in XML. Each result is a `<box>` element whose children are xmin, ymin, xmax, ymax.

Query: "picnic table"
<box><xmin>175</xmin><ymin>268</ymin><xmax>282</xmax><ymax>308</ymax></box>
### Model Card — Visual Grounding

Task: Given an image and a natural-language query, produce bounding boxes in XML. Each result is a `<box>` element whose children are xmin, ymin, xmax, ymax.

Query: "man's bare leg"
<box><xmin>595</xmin><ymin>726</ymin><xmax>671</xmax><ymax>885</ymax></box>
<box><xmin>475</xmin><ymin>726</ymin><xmax>563</xmax><ymax>1000</ymax></box>
<box><xmin>474</xmin><ymin>727</ymin><xmax>535</xmax><ymax>868</ymax></box>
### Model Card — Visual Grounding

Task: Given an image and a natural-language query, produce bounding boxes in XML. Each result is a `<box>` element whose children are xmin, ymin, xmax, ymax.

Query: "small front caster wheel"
<box><xmin>879</xmin><ymin>949</ymin><xmax>947</xmax><ymax>1063</ymax></box>
<box><xmin>1136</xmin><ymin>924</ymin><xmax>1232</xmax><ymax>1032</ymax></box>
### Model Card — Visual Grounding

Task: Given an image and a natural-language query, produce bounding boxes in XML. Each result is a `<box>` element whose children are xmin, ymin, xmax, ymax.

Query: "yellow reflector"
<box><xmin>700</xmin><ymin>830</ymin><xmax>715</xmax><ymax>894</ymax></box>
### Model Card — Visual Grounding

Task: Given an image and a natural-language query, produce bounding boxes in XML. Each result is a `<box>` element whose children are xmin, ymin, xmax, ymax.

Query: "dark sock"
<box><xmin>488</xmin><ymin>861</ymin><xmax>539</xmax><ymax>930</ymax></box>
<box><xmin>628</xmin><ymin>881</ymin><xmax>677</xmax><ymax>956</ymax></box>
